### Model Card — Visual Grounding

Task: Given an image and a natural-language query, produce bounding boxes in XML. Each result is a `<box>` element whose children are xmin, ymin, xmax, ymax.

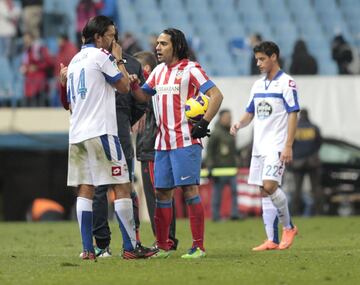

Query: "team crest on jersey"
<box><xmin>288</xmin><ymin>80</ymin><xmax>296</xmax><ymax>88</ymax></box>
<box><xmin>257</xmin><ymin>100</ymin><xmax>272</xmax><ymax>120</ymax></box>
<box><xmin>112</xmin><ymin>166</ymin><xmax>121</xmax><ymax>176</ymax></box>
<box><xmin>175</xmin><ymin>70</ymin><xmax>183</xmax><ymax>80</ymax></box>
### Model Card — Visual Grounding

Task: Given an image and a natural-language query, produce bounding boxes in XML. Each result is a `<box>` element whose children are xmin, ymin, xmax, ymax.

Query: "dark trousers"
<box><xmin>141</xmin><ymin>160</ymin><xmax>177</xmax><ymax>241</ymax></box>
<box><xmin>92</xmin><ymin>158</ymin><xmax>140</xmax><ymax>248</ymax></box>
<box><xmin>211</xmin><ymin>176</ymin><xmax>239</xmax><ymax>221</ymax></box>
<box><xmin>291</xmin><ymin>154</ymin><xmax>323</xmax><ymax>215</ymax></box>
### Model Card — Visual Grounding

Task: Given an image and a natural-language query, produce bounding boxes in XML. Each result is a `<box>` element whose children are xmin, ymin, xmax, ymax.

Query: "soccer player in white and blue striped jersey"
<box><xmin>231</xmin><ymin>41</ymin><xmax>299</xmax><ymax>251</ymax></box>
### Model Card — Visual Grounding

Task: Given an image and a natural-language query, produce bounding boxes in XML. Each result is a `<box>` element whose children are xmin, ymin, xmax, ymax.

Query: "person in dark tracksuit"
<box><xmin>290</xmin><ymin>108</ymin><xmax>322</xmax><ymax>216</ymax></box>
<box><xmin>134</xmin><ymin>51</ymin><xmax>178</xmax><ymax>250</ymax></box>
<box><xmin>92</xmin><ymin>51</ymin><xmax>148</xmax><ymax>256</ymax></box>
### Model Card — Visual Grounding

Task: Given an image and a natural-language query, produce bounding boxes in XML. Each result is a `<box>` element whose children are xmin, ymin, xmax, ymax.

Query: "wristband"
<box><xmin>116</xmin><ymin>59</ymin><xmax>125</xmax><ymax>65</ymax></box>
<box><xmin>130</xmin><ymin>81</ymin><xmax>140</xmax><ymax>91</ymax></box>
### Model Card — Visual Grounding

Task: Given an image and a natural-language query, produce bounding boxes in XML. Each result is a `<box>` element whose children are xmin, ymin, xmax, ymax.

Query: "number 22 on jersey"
<box><xmin>68</xmin><ymin>68</ymin><xmax>87</xmax><ymax>103</ymax></box>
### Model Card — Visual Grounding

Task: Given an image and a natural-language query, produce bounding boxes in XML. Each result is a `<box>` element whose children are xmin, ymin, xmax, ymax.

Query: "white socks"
<box><xmin>261</xmin><ymin>197</ymin><xmax>279</xmax><ymax>243</ymax></box>
<box><xmin>269</xmin><ymin>188</ymin><xmax>292</xmax><ymax>229</ymax></box>
<box><xmin>114</xmin><ymin>198</ymin><xmax>137</xmax><ymax>251</ymax></box>
<box><xmin>76</xmin><ymin>197</ymin><xmax>93</xmax><ymax>251</ymax></box>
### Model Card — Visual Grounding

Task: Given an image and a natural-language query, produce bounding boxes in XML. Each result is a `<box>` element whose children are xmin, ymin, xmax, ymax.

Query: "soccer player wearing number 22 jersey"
<box><xmin>231</xmin><ymin>41</ymin><xmax>299</xmax><ymax>251</ymax></box>
<box><xmin>130</xmin><ymin>28</ymin><xmax>224</xmax><ymax>258</ymax></box>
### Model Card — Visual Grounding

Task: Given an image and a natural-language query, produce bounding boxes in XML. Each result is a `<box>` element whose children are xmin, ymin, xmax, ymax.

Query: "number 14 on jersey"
<box><xmin>68</xmin><ymin>68</ymin><xmax>88</xmax><ymax>103</ymax></box>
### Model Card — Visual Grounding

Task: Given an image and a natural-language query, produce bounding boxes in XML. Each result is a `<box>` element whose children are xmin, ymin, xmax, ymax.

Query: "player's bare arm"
<box><xmin>128</xmin><ymin>74</ymin><xmax>151</xmax><ymax>103</ymax></box>
<box><xmin>202</xmin><ymin>86</ymin><xmax>223</xmax><ymax>123</ymax></box>
<box><xmin>111</xmin><ymin>40</ymin><xmax>130</xmax><ymax>94</ymax></box>
<box><xmin>280</xmin><ymin>111</ymin><xmax>298</xmax><ymax>163</ymax></box>
<box><xmin>230</xmin><ymin>112</ymin><xmax>254</xmax><ymax>135</ymax></box>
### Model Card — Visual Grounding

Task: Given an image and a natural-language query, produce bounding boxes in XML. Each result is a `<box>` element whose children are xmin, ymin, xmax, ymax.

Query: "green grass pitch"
<box><xmin>0</xmin><ymin>217</ymin><xmax>360</xmax><ymax>285</ymax></box>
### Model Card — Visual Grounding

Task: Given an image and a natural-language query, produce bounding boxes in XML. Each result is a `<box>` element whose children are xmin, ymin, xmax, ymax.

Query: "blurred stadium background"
<box><xmin>0</xmin><ymin>0</ymin><xmax>360</xmax><ymax>221</ymax></box>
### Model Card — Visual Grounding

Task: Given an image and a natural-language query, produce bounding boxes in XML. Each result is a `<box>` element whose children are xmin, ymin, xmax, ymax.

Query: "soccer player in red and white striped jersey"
<box><xmin>130</xmin><ymin>28</ymin><xmax>223</xmax><ymax>258</ymax></box>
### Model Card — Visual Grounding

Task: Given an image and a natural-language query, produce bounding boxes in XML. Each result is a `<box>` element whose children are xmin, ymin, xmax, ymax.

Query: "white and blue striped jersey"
<box><xmin>67</xmin><ymin>44</ymin><xmax>123</xmax><ymax>144</ymax></box>
<box><xmin>246</xmin><ymin>70</ymin><xmax>300</xmax><ymax>156</ymax></box>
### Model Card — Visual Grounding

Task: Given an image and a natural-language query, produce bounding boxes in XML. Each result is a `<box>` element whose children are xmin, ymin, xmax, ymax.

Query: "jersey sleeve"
<box><xmin>283</xmin><ymin>78</ymin><xmax>300</xmax><ymax>113</ymax></box>
<box><xmin>97</xmin><ymin>49</ymin><xmax>123</xmax><ymax>84</ymax></box>
<box><xmin>245</xmin><ymin>85</ymin><xmax>256</xmax><ymax>113</ymax></box>
<box><xmin>141</xmin><ymin>65</ymin><xmax>158</xmax><ymax>96</ymax></box>
<box><xmin>189</xmin><ymin>62</ymin><xmax>215</xmax><ymax>94</ymax></box>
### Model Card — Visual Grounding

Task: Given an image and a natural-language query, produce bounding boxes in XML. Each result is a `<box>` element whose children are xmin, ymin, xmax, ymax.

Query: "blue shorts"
<box><xmin>154</xmin><ymin>144</ymin><xmax>202</xmax><ymax>189</ymax></box>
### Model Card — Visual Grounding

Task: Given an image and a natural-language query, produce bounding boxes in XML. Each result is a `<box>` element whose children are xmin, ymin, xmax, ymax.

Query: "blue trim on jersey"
<box><xmin>185</xmin><ymin>195</ymin><xmax>201</xmax><ymax>205</ymax></box>
<box><xmin>115</xmin><ymin>212</ymin><xmax>134</xmax><ymax>251</ymax></box>
<box><xmin>273</xmin><ymin>216</ymin><xmax>279</xmax><ymax>244</ymax></box>
<box><xmin>156</xmin><ymin>199</ymin><xmax>173</xmax><ymax>208</ymax></box>
<box><xmin>109</xmin><ymin>54</ymin><xmax>116</xmax><ymax>62</ymax></box>
<box><xmin>102</xmin><ymin>72</ymin><xmax>123</xmax><ymax>84</ymax></box>
<box><xmin>66</xmin><ymin>88</ymin><xmax>70</xmax><ymax>103</ymax></box>
<box><xmin>246</xmin><ymin>100</ymin><xmax>255</xmax><ymax>113</ymax></box>
<box><xmin>199</xmin><ymin>80</ymin><xmax>215</xmax><ymax>94</ymax></box>
<box><xmin>284</xmin><ymin>89</ymin><xmax>300</xmax><ymax>113</ymax></box>
<box><xmin>254</xmin><ymin>93</ymin><xmax>283</xmax><ymax>99</ymax></box>
<box><xmin>141</xmin><ymin>83</ymin><xmax>156</xmax><ymax>96</ymax></box>
<box><xmin>81</xmin><ymin>44</ymin><xmax>96</xmax><ymax>49</ymax></box>
<box><xmin>100</xmin><ymin>135</ymin><xmax>112</xmax><ymax>161</ymax></box>
<box><xmin>80</xmin><ymin>211</ymin><xmax>94</xmax><ymax>252</ymax></box>
<box><xmin>113</xmin><ymin>136</ymin><xmax>122</xmax><ymax>160</ymax></box>
<box><xmin>265</xmin><ymin>70</ymin><xmax>284</xmax><ymax>81</ymax></box>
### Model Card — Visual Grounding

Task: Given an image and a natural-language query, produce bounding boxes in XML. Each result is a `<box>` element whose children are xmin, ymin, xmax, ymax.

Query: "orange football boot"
<box><xmin>279</xmin><ymin>226</ymin><xmax>298</xmax><ymax>250</ymax></box>
<box><xmin>252</xmin><ymin>240</ymin><xmax>279</xmax><ymax>251</ymax></box>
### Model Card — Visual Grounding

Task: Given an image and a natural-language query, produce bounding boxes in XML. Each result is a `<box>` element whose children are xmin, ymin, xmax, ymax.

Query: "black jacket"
<box><xmin>135</xmin><ymin>99</ymin><xmax>157</xmax><ymax>162</ymax></box>
<box><xmin>293</xmin><ymin>118</ymin><xmax>322</xmax><ymax>160</ymax></box>
<box><xmin>115</xmin><ymin>53</ymin><xmax>147</xmax><ymax>160</ymax></box>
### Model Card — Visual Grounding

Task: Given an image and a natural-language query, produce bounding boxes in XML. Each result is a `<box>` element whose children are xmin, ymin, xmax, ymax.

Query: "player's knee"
<box><xmin>262</xmin><ymin>181</ymin><xmax>278</xmax><ymax>195</ymax></box>
<box><xmin>155</xmin><ymin>189</ymin><xmax>173</xmax><ymax>201</ymax></box>
<box><xmin>113</xmin><ymin>183</ymin><xmax>132</xmax><ymax>199</ymax></box>
<box><xmin>182</xmin><ymin>185</ymin><xmax>199</xmax><ymax>200</ymax></box>
<box><xmin>78</xmin><ymin>185</ymin><xmax>95</xmax><ymax>199</ymax></box>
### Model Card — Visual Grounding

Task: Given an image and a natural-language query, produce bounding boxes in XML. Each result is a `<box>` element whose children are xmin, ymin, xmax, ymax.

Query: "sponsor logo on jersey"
<box><xmin>156</xmin><ymin>84</ymin><xmax>180</xmax><ymax>95</ymax></box>
<box><xmin>112</xmin><ymin>166</ymin><xmax>121</xmax><ymax>176</ymax></box>
<box><xmin>257</xmin><ymin>100</ymin><xmax>272</xmax><ymax>120</ymax></box>
<box><xmin>288</xmin><ymin>80</ymin><xmax>296</xmax><ymax>88</ymax></box>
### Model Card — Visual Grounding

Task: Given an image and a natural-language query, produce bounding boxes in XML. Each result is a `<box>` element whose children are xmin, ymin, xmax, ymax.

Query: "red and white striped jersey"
<box><xmin>141</xmin><ymin>59</ymin><xmax>215</xmax><ymax>150</ymax></box>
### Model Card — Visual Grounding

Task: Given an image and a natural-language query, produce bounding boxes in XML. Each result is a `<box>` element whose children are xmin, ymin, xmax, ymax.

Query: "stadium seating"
<box><xmin>5</xmin><ymin>0</ymin><xmax>360</xmax><ymax>98</ymax></box>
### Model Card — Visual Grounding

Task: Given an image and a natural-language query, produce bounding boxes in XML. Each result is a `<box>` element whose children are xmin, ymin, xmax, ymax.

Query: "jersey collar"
<box><xmin>81</xmin><ymin>43</ymin><xmax>96</xmax><ymax>49</ymax></box>
<box><xmin>264</xmin><ymin>69</ymin><xmax>283</xmax><ymax>90</ymax></box>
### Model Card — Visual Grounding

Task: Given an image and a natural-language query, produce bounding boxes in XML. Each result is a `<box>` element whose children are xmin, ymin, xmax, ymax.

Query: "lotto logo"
<box><xmin>288</xmin><ymin>80</ymin><xmax>296</xmax><ymax>88</ymax></box>
<box><xmin>112</xmin><ymin>166</ymin><xmax>121</xmax><ymax>176</ymax></box>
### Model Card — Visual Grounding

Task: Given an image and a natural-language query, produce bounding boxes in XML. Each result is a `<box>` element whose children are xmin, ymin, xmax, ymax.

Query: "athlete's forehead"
<box><xmin>157</xmin><ymin>33</ymin><xmax>171</xmax><ymax>45</ymax></box>
<box><xmin>254</xmin><ymin>52</ymin><xmax>269</xmax><ymax>60</ymax></box>
<box><xmin>104</xmin><ymin>25</ymin><xmax>116</xmax><ymax>36</ymax></box>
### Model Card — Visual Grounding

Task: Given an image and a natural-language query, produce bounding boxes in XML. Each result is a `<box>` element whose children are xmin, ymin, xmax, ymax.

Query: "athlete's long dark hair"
<box><xmin>162</xmin><ymin>28</ymin><xmax>189</xmax><ymax>60</ymax></box>
<box><xmin>253</xmin><ymin>41</ymin><xmax>280</xmax><ymax>60</ymax></box>
<box><xmin>82</xmin><ymin>15</ymin><xmax>114</xmax><ymax>45</ymax></box>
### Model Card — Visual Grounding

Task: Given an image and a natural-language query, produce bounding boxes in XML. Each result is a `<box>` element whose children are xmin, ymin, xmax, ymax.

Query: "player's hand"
<box><xmin>191</xmin><ymin>118</ymin><xmax>210</xmax><ymax>138</ymax></box>
<box><xmin>111</xmin><ymin>40</ymin><xmax>123</xmax><ymax>61</ymax></box>
<box><xmin>59</xmin><ymin>63</ymin><xmax>67</xmax><ymax>86</ymax></box>
<box><xmin>230</xmin><ymin>122</ymin><xmax>240</xmax><ymax>136</ymax></box>
<box><xmin>129</xmin><ymin>74</ymin><xmax>140</xmax><ymax>84</ymax></box>
<box><xmin>280</xmin><ymin>146</ymin><xmax>293</xmax><ymax>164</ymax></box>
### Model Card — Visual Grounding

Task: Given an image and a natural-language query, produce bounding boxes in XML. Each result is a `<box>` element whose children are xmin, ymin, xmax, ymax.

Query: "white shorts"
<box><xmin>67</xmin><ymin>135</ymin><xmax>130</xmax><ymax>187</ymax></box>
<box><xmin>248</xmin><ymin>153</ymin><xmax>285</xmax><ymax>186</ymax></box>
